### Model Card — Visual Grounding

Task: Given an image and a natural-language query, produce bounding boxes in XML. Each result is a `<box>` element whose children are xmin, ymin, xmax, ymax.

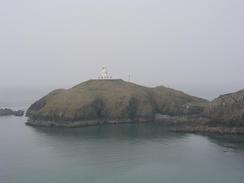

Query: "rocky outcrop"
<box><xmin>170</xmin><ymin>90</ymin><xmax>244</xmax><ymax>134</ymax></box>
<box><xmin>0</xmin><ymin>108</ymin><xmax>24</xmax><ymax>117</ymax></box>
<box><xmin>26</xmin><ymin>79</ymin><xmax>208</xmax><ymax>126</ymax></box>
<box><xmin>25</xmin><ymin>79</ymin><xmax>244</xmax><ymax>134</ymax></box>
<box><xmin>205</xmin><ymin>90</ymin><xmax>244</xmax><ymax>126</ymax></box>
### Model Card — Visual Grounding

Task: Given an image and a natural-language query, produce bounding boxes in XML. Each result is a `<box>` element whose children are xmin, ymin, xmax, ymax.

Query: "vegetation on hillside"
<box><xmin>205</xmin><ymin>90</ymin><xmax>244</xmax><ymax>126</ymax></box>
<box><xmin>26</xmin><ymin>79</ymin><xmax>209</xmax><ymax>122</ymax></box>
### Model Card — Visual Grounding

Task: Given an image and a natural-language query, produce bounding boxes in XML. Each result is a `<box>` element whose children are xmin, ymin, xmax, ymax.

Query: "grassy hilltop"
<box><xmin>26</xmin><ymin>79</ymin><xmax>208</xmax><ymax>123</ymax></box>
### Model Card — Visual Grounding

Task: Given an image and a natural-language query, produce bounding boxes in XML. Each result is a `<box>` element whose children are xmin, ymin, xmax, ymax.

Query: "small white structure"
<box><xmin>98</xmin><ymin>65</ymin><xmax>112</xmax><ymax>79</ymax></box>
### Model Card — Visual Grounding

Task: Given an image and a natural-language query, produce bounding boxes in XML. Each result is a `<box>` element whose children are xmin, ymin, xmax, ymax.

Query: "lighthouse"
<box><xmin>98</xmin><ymin>65</ymin><xmax>112</xmax><ymax>79</ymax></box>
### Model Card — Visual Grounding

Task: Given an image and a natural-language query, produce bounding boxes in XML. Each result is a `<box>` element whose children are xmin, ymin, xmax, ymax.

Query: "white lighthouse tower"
<box><xmin>98</xmin><ymin>65</ymin><xmax>112</xmax><ymax>79</ymax></box>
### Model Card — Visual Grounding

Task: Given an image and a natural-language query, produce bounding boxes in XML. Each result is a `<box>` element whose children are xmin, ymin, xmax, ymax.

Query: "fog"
<box><xmin>0</xmin><ymin>0</ymin><xmax>244</xmax><ymax>101</ymax></box>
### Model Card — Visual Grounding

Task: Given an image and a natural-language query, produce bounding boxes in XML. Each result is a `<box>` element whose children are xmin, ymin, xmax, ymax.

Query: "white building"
<box><xmin>98</xmin><ymin>65</ymin><xmax>112</xmax><ymax>79</ymax></box>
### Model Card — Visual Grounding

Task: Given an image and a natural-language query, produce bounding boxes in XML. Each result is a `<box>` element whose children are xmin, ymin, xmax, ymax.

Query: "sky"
<box><xmin>0</xmin><ymin>0</ymin><xmax>244</xmax><ymax>101</ymax></box>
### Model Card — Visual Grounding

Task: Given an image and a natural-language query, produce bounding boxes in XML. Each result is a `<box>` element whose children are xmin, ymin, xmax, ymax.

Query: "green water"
<box><xmin>1</xmin><ymin>116</ymin><xmax>244</xmax><ymax>183</ymax></box>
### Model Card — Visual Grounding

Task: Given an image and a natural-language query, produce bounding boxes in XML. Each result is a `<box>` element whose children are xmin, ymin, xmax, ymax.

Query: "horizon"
<box><xmin>0</xmin><ymin>76</ymin><xmax>242</xmax><ymax>107</ymax></box>
<box><xmin>1</xmin><ymin>0</ymin><xmax>244</xmax><ymax>102</ymax></box>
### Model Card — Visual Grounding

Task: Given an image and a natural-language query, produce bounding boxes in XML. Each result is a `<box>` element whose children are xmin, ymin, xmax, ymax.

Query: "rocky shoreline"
<box><xmin>26</xmin><ymin>117</ymin><xmax>244</xmax><ymax>135</ymax></box>
<box><xmin>153</xmin><ymin>115</ymin><xmax>244</xmax><ymax>134</ymax></box>
<box><xmin>171</xmin><ymin>126</ymin><xmax>244</xmax><ymax>134</ymax></box>
<box><xmin>25</xmin><ymin>114</ymin><xmax>204</xmax><ymax>129</ymax></box>
<box><xmin>26</xmin><ymin>118</ymin><xmax>152</xmax><ymax>128</ymax></box>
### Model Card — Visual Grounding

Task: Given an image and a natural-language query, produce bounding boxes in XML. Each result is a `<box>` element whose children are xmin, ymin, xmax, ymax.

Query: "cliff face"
<box><xmin>205</xmin><ymin>90</ymin><xmax>244</xmax><ymax>126</ymax></box>
<box><xmin>26</xmin><ymin>79</ymin><xmax>208</xmax><ymax>124</ymax></box>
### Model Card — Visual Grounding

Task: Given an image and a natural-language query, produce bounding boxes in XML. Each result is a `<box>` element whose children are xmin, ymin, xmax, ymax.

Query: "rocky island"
<box><xmin>26</xmin><ymin>79</ymin><xmax>244</xmax><ymax>134</ymax></box>
<box><xmin>0</xmin><ymin>108</ymin><xmax>24</xmax><ymax>117</ymax></box>
<box><xmin>26</xmin><ymin>79</ymin><xmax>208</xmax><ymax>126</ymax></box>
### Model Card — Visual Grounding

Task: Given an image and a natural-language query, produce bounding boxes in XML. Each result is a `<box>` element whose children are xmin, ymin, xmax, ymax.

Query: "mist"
<box><xmin>1</xmin><ymin>0</ymin><xmax>244</xmax><ymax>101</ymax></box>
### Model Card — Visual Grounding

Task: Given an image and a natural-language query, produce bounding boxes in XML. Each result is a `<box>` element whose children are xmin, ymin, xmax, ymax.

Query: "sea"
<box><xmin>1</xmin><ymin>88</ymin><xmax>244</xmax><ymax>183</ymax></box>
